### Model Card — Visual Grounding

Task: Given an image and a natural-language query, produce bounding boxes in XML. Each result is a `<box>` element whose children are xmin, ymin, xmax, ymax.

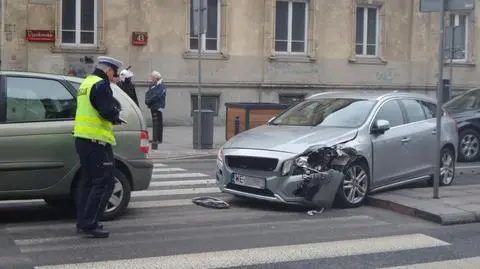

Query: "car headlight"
<box><xmin>281</xmin><ymin>159</ymin><xmax>294</xmax><ymax>176</ymax></box>
<box><xmin>294</xmin><ymin>156</ymin><xmax>309</xmax><ymax>168</ymax></box>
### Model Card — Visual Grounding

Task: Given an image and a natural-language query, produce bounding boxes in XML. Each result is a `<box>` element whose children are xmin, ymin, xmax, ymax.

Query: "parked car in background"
<box><xmin>0</xmin><ymin>71</ymin><xmax>153</xmax><ymax>220</ymax></box>
<box><xmin>216</xmin><ymin>91</ymin><xmax>458</xmax><ymax>209</ymax></box>
<box><xmin>443</xmin><ymin>88</ymin><xmax>480</xmax><ymax>162</ymax></box>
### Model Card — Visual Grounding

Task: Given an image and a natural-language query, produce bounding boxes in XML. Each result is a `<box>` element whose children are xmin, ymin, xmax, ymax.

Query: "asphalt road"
<box><xmin>1</xmin><ymin>158</ymin><xmax>480</xmax><ymax>268</ymax></box>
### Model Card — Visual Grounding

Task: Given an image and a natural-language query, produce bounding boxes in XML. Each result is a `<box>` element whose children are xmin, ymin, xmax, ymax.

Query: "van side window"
<box><xmin>5</xmin><ymin>77</ymin><xmax>76</xmax><ymax>123</ymax></box>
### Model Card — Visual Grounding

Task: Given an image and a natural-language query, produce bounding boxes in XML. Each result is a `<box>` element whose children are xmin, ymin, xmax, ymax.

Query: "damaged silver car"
<box><xmin>215</xmin><ymin>91</ymin><xmax>458</xmax><ymax>209</ymax></box>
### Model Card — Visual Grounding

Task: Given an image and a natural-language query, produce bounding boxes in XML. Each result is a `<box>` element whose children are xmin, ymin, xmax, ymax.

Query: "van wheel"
<box><xmin>72</xmin><ymin>168</ymin><xmax>131</xmax><ymax>221</ymax></box>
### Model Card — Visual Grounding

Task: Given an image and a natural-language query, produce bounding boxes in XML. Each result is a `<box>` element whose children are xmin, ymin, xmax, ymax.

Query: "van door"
<box><xmin>0</xmin><ymin>75</ymin><xmax>78</xmax><ymax>192</ymax></box>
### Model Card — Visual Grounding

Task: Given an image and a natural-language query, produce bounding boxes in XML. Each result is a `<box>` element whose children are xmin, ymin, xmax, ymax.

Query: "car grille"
<box><xmin>225</xmin><ymin>156</ymin><xmax>278</xmax><ymax>171</ymax></box>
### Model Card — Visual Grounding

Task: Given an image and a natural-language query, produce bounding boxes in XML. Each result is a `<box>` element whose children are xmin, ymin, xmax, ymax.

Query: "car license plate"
<box><xmin>231</xmin><ymin>173</ymin><xmax>266</xmax><ymax>189</ymax></box>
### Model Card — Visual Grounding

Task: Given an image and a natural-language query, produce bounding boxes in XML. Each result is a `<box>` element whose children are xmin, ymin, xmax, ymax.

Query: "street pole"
<box><xmin>192</xmin><ymin>0</ymin><xmax>206</xmax><ymax>149</ymax></box>
<box><xmin>433</xmin><ymin>0</ymin><xmax>446</xmax><ymax>199</ymax></box>
<box><xmin>196</xmin><ymin>10</ymin><xmax>203</xmax><ymax>149</ymax></box>
<box><xmin>449</xmin><ymin>18</ymin><xmax>454</xmax><ymax>85</ymax></box>
<box><xmin>1</xmin><ymin>0</ymin><xmax>5</xmax><ymax>70</ymax></box>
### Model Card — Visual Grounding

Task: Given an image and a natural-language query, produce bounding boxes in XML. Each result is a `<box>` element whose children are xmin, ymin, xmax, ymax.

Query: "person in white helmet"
<box><xmin>117</xmin><ymin>66</ymin><xmax>139</xmax><ymax>106</ymax></box>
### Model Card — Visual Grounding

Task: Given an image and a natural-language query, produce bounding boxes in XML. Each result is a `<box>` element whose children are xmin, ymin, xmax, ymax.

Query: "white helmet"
<box><xmin>119</xmin><ymin>69</ymin><xmax>134</xmax><ymax>81</ymax></box>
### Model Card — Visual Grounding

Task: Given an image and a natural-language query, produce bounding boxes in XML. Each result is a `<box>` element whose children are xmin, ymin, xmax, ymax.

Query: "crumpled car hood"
<box><xmin>223</xmin><ymin>125</ymin><xmax>358</xmax><ymax>154</ymax></box>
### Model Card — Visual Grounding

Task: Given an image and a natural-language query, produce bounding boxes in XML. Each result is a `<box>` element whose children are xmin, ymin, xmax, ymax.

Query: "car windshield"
<box><xmin>444</xmin><ymin>89</ymin><xmax>480</xmax><ymax>110</ymax></box>
<box><xmin>270</xmin><ymin>98</ymin><xmax>376</xmax><ymax>127</ymax></box>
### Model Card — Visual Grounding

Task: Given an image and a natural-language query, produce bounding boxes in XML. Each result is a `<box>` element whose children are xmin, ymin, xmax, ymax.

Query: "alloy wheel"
<box><xmin>343</xmin><ymin>165</ymin><xmax>368</xmax><ymax>204</ymax></box>
<box><xmin>440</xmin><ymin>150</ymin><xmax>455</xmax><ymax>185</ymax></box>
<box><xmin>460</xmin><ymin>134</ymin><xmax>479</xmax><ymax>160</ymax></box>
<box><xmin>105</xmin><ymin>177</ymin><xmax>124</xmax><ymax>213</ymax></box>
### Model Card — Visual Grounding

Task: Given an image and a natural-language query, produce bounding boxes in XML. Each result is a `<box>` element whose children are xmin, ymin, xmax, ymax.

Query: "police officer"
<box><xmin>73</xmin><ymin>56</ymin><xmax>124</xmax><ymax>238</ymax></box>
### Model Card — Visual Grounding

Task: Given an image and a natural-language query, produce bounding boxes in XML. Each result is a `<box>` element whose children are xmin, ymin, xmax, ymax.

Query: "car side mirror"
<box><xmin>371</xmin><ymin>119</ymin><xmax>390</xmax><ymax>134</ymax></box>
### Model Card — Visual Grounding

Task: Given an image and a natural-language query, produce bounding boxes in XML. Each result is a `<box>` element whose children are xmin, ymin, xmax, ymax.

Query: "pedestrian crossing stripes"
<box><xmin>31</xmin><ymin>234</ymin><xmax>449</xmax><ymax>269</ymax></box>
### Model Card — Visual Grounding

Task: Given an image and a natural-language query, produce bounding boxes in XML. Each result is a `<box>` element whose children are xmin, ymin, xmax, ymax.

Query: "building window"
<box><xmin>355</xmin><ymin>6</ymin><xmax>379</xmax><ymax>56</ymax></box>
<box><xmin>444</xmin><ymin>13</ymin><xmax>468</xmax><ymax>61</ymax></box>
<box><xmin>189</xmin><ymin>0</ymin><xmax>221</xmax><ymax>52</ymax></box>
<box><xmin>279</xmin><ymin>94</ymin><xmax>305</xmax><ymax>106</ymax></box>
<box><xmin>275</xmin><ymin>0</ymin><xmax>308</xmax><ymax>54</ymax></box>
<box><xmin>190</xmin><ymin>94</ymin><xmax>220</xmax><ymax>116</ymax></box>
<box><xmin>61</xmin><ymin>0</ymin><xmax>97</xmax><ymax>45</ymax></box>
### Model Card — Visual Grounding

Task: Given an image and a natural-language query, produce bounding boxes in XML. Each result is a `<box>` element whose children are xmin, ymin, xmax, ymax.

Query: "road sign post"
<box><xmin>192</xmin><ymin>0</ymin><xmax>207</xmax><ymax>149</ymax></box>
<box><xmin>419</xmin><ymin>0</ymin><xmax>474</xmax><ymax>199</ymax></box>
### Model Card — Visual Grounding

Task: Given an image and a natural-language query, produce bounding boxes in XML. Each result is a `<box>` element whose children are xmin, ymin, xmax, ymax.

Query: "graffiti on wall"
<box><xmin>51</xmin><ymin>55</ymin><xmax>95</xmax><ymax>78</ymax></box>
<box><xmin>376</xmin><ymin>68</ymin><xmax>397</xmax><ymax>83</ymax></box>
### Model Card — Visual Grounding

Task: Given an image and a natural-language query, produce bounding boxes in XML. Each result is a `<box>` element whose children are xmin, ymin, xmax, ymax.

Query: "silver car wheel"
<box><xmin>105</xmin><ymin>177</ymin><xmax>124</xmax><ymax>213</ymax></box>
<box><xmin>440</xmin><ymin>150</ymin><xmax>455</xmax><ymax>185</ymax></box>
<box><xmin>460</xmin><ymin>134</ymin><xmax>479</xmax><ymax>159</ymax></box>
<box><xmin>343</xmin><ymin>165</ymin><xmax>368</xmax><ymax>204</ymax></box>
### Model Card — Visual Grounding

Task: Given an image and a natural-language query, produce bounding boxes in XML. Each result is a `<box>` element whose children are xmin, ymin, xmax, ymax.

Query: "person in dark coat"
<box><xmin>117</xmin><ymin>67</ymin><xmax>139</xmax><ymax>106</ymax></box>
<box><xmin>145</xmin><ymin>70</ymin><xmax>166</xmax><ymax>148</ymax></box>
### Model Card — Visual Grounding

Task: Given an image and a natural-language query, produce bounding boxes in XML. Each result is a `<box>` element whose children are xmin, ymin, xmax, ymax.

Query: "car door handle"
<box><xmin>401</xmin><ymin>137</ymin><xmax>411</xmax><ymax>143</ymax></box>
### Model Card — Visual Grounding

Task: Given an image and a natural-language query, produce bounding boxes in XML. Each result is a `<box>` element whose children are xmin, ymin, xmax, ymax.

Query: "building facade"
<box><xmin>1</xmin><ymin>0</ymin><xmax>478</xmax><ymax>125</ymax></box>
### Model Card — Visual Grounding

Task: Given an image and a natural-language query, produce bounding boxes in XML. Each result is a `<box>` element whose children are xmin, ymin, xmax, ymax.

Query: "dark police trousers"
<box><xmin>151</xmin><ymin>109</ymin><xmax>163</xmax><ymax>143</ymax></box>
<box><xmin>74</xmin><ymin>137</ymin><xmax>115</xmax><ymax>230</ymax></box>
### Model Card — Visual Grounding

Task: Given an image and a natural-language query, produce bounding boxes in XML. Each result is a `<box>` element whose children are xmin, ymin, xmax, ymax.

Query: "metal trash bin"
<box><xmin>192</xmin><ymin>109</ymin><xmax>214</xmax><ymax>149</ymax></box>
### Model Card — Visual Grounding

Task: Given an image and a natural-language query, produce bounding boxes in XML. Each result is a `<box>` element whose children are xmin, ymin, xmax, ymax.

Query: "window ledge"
<box><xmin>183</xmin><ymin>50</ymin><xmax>229</xmax><ymax>60</ymax></box>
<box><xmin>443</xmin><ymin>61</ymin><xmax>476</xmax><ymax>67</ymax></box>
<box><xmin>348</xmin><ymin>56</ymin><xmax>387</xmax><ymax>65</ymax></box>
<box><xmin>268</xmin><ymin>54</ymin><xmax>316</xmax><ymax>63</ymax></box>
<box><xmin>51</xmin><ymin>46</ymin><xmax>107</xmax><ymax>54</ymax></box>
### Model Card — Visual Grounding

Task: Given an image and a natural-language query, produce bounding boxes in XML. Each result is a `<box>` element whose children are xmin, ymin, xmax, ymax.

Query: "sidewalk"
<box><xmin>368</xmin><ymin>184</ymin><xmax>480</xmax><ymax>225</ymax></box>
<box><xmin>147</xmin><ymin>126</ymin><xmax>226</xmax><ymax>159</ymax></box>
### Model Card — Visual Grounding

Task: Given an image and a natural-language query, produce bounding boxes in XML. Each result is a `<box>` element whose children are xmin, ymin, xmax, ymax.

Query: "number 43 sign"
<box><xmin>132</xmin><ymin>32</ymin><xmax>148</xmax><ymax>46</ymax></box>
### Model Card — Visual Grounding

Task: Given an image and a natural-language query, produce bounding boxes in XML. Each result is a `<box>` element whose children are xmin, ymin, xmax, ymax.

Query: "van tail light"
<box><xmin>140</xmin><ymin>130</ymin><xmax>150</xmax><ymax>154</ymax></box>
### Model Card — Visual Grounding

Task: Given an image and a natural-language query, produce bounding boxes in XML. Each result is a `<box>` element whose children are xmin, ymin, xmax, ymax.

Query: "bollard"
<box><xmin>234</xmin><ymin>116</ymin><xmax>240</xmax><ymax>135</ymax></box>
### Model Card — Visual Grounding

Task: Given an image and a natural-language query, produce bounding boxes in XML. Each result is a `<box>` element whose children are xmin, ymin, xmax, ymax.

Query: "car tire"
<box><xmin>427</xmin><ymin>146</ymin><xmax>456</xmax><ymax>187</ymax></box>
<box><xmin>333</xmin><ymin>160</ymin><xmax>370</xmax><ymax>208</ymax></box>
<box><xmin>72</xmin><ymin>168</ymin><xmax>132</xmax><ymax>221</ymax></box>
<box><xmin>458</xmin><ymin>129</ymin><xmax>480</xmax><ymax>162</ymax></box>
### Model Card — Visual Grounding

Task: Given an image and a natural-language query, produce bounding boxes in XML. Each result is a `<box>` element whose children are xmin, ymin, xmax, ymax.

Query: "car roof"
<box><xmin>307</xmin><ymin>90</ymin><xmax>436</xmax><ymax>103</ymax></box>
<box><xmin>0</xmin><ymin>70</ymin><xmax>81</xmax><ymax>80</ymax></box>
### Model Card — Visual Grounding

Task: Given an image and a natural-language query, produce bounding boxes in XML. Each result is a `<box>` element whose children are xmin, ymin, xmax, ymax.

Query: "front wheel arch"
<box><xmin>332</xmin><ymin>158</ymin><xmax>370</xmax><ymax>208</ymax></box>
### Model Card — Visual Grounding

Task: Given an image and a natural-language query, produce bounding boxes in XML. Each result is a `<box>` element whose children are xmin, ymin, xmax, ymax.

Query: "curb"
<box><xmin>366</xmin><ymin>196</ymin><xmax>478</xmax><ymax>226</ymax></box>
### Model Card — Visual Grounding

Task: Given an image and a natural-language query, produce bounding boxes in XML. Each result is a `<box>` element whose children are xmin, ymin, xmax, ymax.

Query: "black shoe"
<box><xmin>77</xmin><ymin>227</ymin><xmax>109</xmax><ymax>238</ymax></box>
<box><xmin>76</xmin><ymin>223</ymin><xmax>103</xmax><ymax>233</ymax></box>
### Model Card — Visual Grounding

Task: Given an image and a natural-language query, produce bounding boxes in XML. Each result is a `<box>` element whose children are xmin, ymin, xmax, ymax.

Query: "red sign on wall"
<box><xmin>132</xmin><ymin>32</ymin><xmax>148</xmax><ymax>45</ymax></box>
<box><xmin>25</xmin><ymin>30</ymin><xmax>55</xmax><ymax>42</ymax></box>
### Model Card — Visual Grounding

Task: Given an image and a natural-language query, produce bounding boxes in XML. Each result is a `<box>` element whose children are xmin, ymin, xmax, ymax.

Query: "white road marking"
<box><xmin>378</xmin><ymin>256</ymin><xmax>480</xmax><ymax>269</ymax></box>
<box><xmin>149</xmin><ymin>179</ymin><xmax>216</xmax><ymax>187</ymax></box>
<box><xmin>33</xmin><ymin>233</ymin><xmax>449</xmax><ymax>269</ymax></box>
<box><xmin>153</xmin><ymin>163</ymin><xmax>167</xmax><ymax>167</ymax></box>
<box><xmin>153</xmin><ymin>167</ymin><xmax>186</xmax><ymax>173</ymax></box>
<box><xmin>131</xmin><ymin>187</ymin><xmax>220</xmax><ymax>197</ymax></box>
<box><xmin>152</xmin><ymin>173</ymin><xmax>209</xmax><ymax>179</ymax></box>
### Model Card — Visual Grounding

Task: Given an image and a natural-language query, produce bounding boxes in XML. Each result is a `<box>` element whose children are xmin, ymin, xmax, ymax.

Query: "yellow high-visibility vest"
<box><xmin>73</xmin><ymin>75</ymin><xmax>116</xmax><ymax>145</ymax></box>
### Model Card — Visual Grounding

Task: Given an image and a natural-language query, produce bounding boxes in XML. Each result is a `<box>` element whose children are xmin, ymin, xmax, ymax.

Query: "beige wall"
<box><xmin>1</xmin><ymin>0</ymin><xmax>479</xmax><ymax>125</ymax></box>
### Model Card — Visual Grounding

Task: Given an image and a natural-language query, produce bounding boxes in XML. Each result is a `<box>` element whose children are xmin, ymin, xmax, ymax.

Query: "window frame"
<box><xmin>355</xmin><ymin>5</ymin><xmax>380</xmax><ymax>57</ymax></box>
<box><xmin>444</xmin><ymin>13</ymin><xmax>470</xmax><ymax>62</ymax></box>
<box><xmin>371</xmin><ymin>99</ymin><xmax>406</xmax><ymax>129</ymax></box>
<box><xmin>59</xmin><ymin>0</ymin><xmax>98</xmax><ymax>47</ymax></box>
<box><xmin>188</xmin><ymin>0</ymin><xmax>222</xmax><ymax>52</ymax></box>
<box><xmin>400</xmin><ymin>99</ymin><xmax>428</xmax><ymax>124</ymax></box>
<box><xmin>274</xmin><ymin>0</ymin><xmax>309</xmax><ymax>55</ymax></box>
<box><xmin>3</xmin><ymin>75</ymin><xmax>78</xmax><ymax>124</ymax></box>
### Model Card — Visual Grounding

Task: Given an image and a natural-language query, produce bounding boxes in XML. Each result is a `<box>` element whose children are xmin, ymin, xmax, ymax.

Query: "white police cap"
<box><xmin>97</xmin><ymin>56</ymin><xmax>123</xmax><ymax>71</ymax></box>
